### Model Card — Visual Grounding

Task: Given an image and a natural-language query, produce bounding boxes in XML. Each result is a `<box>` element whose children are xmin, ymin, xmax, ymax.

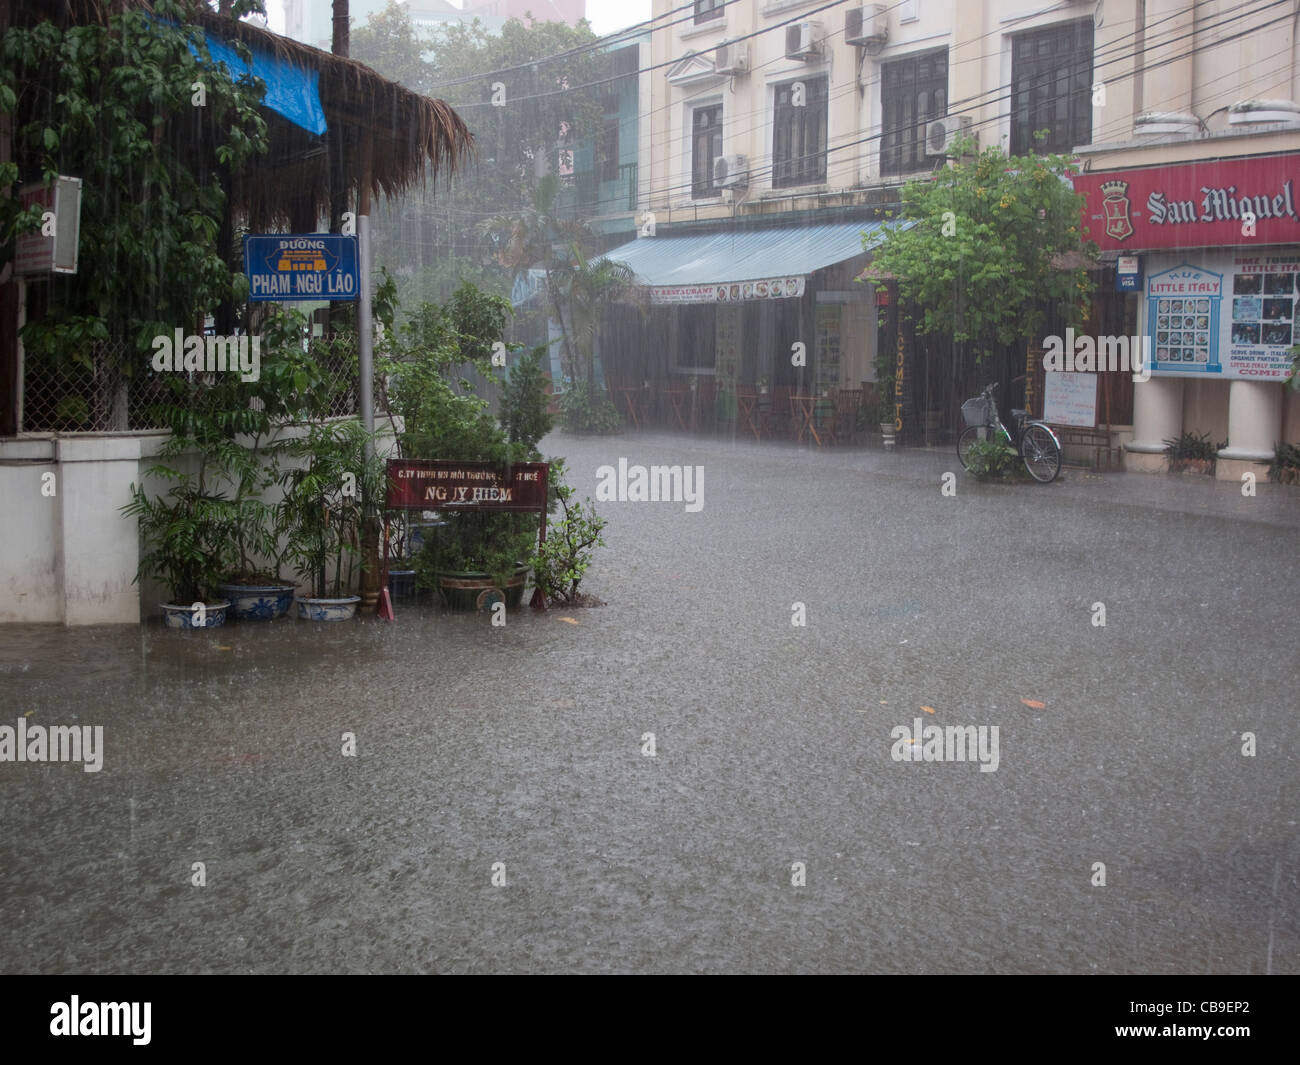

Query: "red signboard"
<box><xmin>1074</xmin><ymin>153</ymin><xmax>1300</xmax><ymax>251</ymax></box>
<box><xmin>386</xmin><ymin>459</ymin><xmax>548</xmax><ymax>512</ymax></box>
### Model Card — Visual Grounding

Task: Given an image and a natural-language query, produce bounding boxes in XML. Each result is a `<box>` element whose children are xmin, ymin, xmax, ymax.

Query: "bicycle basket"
<box><xmin>961</xmin><ymin>396</ymin><xmax>991</xmax><ymax>428</ymax></box>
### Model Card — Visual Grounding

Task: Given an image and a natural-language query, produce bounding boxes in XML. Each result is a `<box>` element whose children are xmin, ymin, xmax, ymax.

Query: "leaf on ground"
<box><xmin>555</xmin><ymin>616</ymin><xmax>578</xmax><ymax>625</ymax></box>
<box><xmin>921</xmin><ymin>705</ymin><xmax>935</xmax><ymax>714</ymax></box>
<box><xmin>1020</xmin><ymin>698</ymin><xmax>1046</xmax><ymax>709</ymax></box>
<box><xmin>215</xmin><ymin>645</ymin><xmax>233</xmax><ymax>651</ymax></box>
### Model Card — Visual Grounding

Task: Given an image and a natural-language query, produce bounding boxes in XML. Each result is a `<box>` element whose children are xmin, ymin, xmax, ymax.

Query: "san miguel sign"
<box><xmin>1074</xmin><ymin>153</ymin><xmax>1300</xmax><ymax>251</ymax></box>
<box><xmin>385</xmin><ymin>460</ymin><xmax>548</xmax><ymax>511</ymax></box>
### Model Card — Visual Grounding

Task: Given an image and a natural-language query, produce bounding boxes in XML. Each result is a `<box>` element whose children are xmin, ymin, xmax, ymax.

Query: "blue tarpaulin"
<box><xmin>189</xmin><ymin>33</ymin><xmax>327</xmax><ymax>136</ymax></box>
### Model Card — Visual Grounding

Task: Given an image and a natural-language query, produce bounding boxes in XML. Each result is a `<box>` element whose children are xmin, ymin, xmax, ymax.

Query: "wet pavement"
<box><xmin>1</xmin><ymin>429</ymin><xmax>1297</xmax><ymax>974</ymax></box>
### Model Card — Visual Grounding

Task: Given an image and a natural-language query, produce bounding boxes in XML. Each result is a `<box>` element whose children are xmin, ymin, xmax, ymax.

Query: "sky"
<box><xmin>264</xmin><ymin>1</ymin><xmax>653</xmax><ymax>38</ymax></box>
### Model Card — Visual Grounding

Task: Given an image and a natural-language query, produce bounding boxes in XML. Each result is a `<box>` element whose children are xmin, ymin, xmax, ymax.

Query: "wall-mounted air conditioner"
<box><xmin>715</xmin><ymin>41</ymin><xmax>748</xmax><ymax>75</ymax></box>
<box><xmin>785</xmin><ymin>22</ymin><xmax>822</xmax><ymax>61</ymax></box>
<box><xmin>714</xmin><ymin>154</ymin><xmax>748</xmax><ymax>189</ymax></box>
<box><xmin>926</xmin><ymin>115</ymin><xmax>973</xmax><ymax>157</ymax></box>
<box><xmin>845</xmin><ymin>6</ymin><xmax>888</xmax><ymax>51</ymax></box>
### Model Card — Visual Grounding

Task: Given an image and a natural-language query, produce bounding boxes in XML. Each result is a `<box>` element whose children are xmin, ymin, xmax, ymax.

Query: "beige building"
<box><xmin>607</xmin><ymin>0</ymin><xmax>1300</xmax><ymax>468</ymax></box>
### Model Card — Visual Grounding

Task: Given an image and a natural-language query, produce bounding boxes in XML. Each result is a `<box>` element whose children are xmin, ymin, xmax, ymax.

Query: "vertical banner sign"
<box><xmin>1025</xmin><ymin>344</ymin><xmax>1038</xmax><ymax>418</ymax></box>
<box><xmin>894</xmin><ymin>332</ymin><xmax>905</xmax><ymax>433</ymax></box>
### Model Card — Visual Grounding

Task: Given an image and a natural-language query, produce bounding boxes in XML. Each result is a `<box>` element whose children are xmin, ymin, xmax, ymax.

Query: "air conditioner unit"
<box><xmin>926</xmin><ymin>115</ymin><xmax>973</xmax><ymax>157</ymax></box>
<box><xmin>714</xmin><ymin>154</ymin><xmax>748</xmax><ymax>189</ymax></box>
<box><xmin>845</xmin><ymin>6</ymin><xmax>888</xmax><ymax>50</ymax></box>
<box><xmin>785</xmin><ymin>22</ymin><xmax>822</xmax><ymax>60</ymax></box>
<box><xmin>715</xmin><ymin>40</ymin><xmax>748</xmax><ymax>75</ymax></box>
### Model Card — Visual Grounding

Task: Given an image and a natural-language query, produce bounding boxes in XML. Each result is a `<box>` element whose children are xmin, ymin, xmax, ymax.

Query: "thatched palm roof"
<box><xmin>186</xmin><ymin>7</ymin><xmax>473</xmax><ymax>227</ymax></box>
<box><xmin>20</xmin><ymin>1</ymin><xmax>474</xmax><ymax>229</ymax></box>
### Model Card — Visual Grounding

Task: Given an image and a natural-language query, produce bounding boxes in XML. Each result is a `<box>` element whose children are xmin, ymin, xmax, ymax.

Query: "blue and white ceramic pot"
<box><xmin>214</xmin><ymin>583</ymin><xmax>295</xmax><ymax>621</ymax></box>
<box><xmin>160</xmin><ymin>601</ymin><xmax>230</xmax><ymax>629</ymax></box>
<box><xmin>295</xmin><ymin>595</ymin><xmax>361</xmax><ymax>621</ymax></box>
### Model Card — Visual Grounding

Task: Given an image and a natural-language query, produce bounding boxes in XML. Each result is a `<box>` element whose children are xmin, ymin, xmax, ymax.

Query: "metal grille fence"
<box><xmin>20</xmin><ymin>333</ymin><xmax>369</xmax><ymax>433</ymax></box>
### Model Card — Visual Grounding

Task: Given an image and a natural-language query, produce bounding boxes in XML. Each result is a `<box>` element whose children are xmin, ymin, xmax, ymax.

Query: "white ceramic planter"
<box><xmin>295</xmin><ymin>595</ymin><xmax>361</xmax><ymax>621</ymax></box>
<box><xmin>160</xmin><ymin>601</ymin><xmax>230</xmax><ymax>629</ymax></box>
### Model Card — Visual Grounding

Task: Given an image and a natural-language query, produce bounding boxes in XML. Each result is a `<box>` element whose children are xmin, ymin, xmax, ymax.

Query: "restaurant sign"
<box><xmin>1074</xmin><ymin>153</ymin><xmax>1300</xmax><ymax>251</ymax></box>
<box><xmin>386</xmin><ymin>460</ymin><xmax>549</xmax><ymax>511</ymax></box>
<box><xmin>650</xmin><ymin>276</ymin><xmax>806</xmax><ymax>304</ymax></box>
<box><xmin>1144</xmin><ymin>251</ymin><xmax>1297</xmax><ymax>379</ymax></box>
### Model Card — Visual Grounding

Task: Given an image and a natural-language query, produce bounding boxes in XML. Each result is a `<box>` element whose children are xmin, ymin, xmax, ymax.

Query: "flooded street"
<box><xmin>2</xmin><ymin>432</ymin><xmax>1297</xmax><ymax>974</ymax></box>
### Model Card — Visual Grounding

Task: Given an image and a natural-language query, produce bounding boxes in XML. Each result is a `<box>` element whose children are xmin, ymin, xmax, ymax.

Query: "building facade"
<box><xmin>602</xmin><ymin>0</ymin><xmax>1300</xmax><ymax>464</ymax></box>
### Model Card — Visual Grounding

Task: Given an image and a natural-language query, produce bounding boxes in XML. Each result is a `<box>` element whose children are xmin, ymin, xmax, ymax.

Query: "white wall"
<box><xmin>0</xmin><ymin>420</ymin><xmax>401</xmax><ymax>625</ymax></box>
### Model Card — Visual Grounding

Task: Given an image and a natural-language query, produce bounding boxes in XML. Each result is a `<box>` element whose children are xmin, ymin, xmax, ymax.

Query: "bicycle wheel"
<box><xmin>956</xmin><ymin>425</ymin><xmax>986</xmax><ymax>470</ymax></box>
<box><xmin>1020</xmin><ymin>424</ymin><xmax>1062</xmax><ymax>483</ymax></box>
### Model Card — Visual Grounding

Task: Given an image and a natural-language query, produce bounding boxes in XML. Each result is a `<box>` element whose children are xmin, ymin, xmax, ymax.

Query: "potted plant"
<box><xmin>419</xmin><ymin>347</ymin><xmax>554</xmax><ymax>611</ymax></box>
<box><xmin>383</xmin><ymin>286</ymin><xmax>554</xmax><ymax>611</ymax></box>
<box><xmin>211</xmin><ymin>447</ymin><xmax>295</xmax><ymax>620</ymax></box>
<box><xmin>275</xmin><ymin>419</ymin><xmax>386</xmax><ymax>621</ymax></box>
<box><xmin>878</xmin><ymin>385</ymin><xmax>897</xmax><ymax>446</ymax></box>
<box><xmin>1268</xmin><ymin>441</ymin><xmax>1300</xmax><ymax>485</ymax></box>
<box><xmin>121</xmin><ymin>473</ymin><xmax>235</xmax><ymax>629</ymax></box>
<box><xmin>529</xmin><ymin>478</ymin><xmax>608</xmax><ymax>607</ymax></box>
<box><xmin>1164</xmin><ymin>431</ymin><xmax>1222</xmax><ymax>475</ymax></box>
<box><xmin>213</xmin><ymin>308</ymin><xmax>334</xmax><ymax>618</ymax></box>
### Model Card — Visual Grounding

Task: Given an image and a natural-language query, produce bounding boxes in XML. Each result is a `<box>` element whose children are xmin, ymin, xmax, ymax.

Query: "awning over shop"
<box><xmin>601</xmin><ymin>219</ymin><xmax>906</xmax><ymax>304</ymax></box>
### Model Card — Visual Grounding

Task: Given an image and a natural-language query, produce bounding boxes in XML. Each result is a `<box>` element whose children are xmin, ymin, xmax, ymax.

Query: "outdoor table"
<box><xmin>665</xmin><ymin>387</ymin><xmax>692</xmax><ymax>431</ymax></box>
<box><xmin>790</xmin><ymin>393</ymin><xmax>823</xmax><ymax>446</ymax></box>
<box><xmin>736</xmin><ymin>391</ymin><xmax>762</xmax><ymax>441</ymax></box>
<box><xmin>613</xmin><ymin>385</ymin><xmax>643</xmax><ymax>429</ymax></box>
<box><xmin>814</xmin><ymin>396</ymin><xmax>836</xmax><ymax>445</ymax></box>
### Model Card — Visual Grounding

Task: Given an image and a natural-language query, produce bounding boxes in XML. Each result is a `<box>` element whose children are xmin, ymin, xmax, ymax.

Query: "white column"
<box><xmin>1124</xmin><ymin>375</ymin><xmax>1184</xmax><ymax>472</ymax></box>
<box><xmin>1216</xmin><ymin>379</ymin><xmax>1282</xmax><ymax>481</ymax></box>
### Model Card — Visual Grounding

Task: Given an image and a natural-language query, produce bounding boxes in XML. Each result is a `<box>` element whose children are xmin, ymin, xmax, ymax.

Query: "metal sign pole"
<box><xmin>358</xmin><ymin>220</ymin><xmax>374</xmax><ymax>449</ymax></box>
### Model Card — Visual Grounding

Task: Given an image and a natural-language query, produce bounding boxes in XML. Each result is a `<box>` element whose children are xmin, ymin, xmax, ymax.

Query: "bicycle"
<box><xmin>956</xmin><ymin>383</ymin><xmax>1062</xmax><ymax>483</ymax></box>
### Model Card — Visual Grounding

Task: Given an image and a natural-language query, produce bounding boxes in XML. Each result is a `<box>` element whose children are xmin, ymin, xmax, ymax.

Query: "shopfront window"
<box><xmin>881</xmin><ymin>49</ymin><xmax>948</xmax><ymax>176</ymax></box>
<box><xmin>692</xmin><ymin>105</ymin><xmax>723</xmax><ymax>199</ymax></box>
<box><xmin>694</xmin><ymin>0</ymin><xmax>723</xmax><ymax>25</ymax></box>
<box><xmin>1011</xmin><ymin>20</ymin><xmax>1093</xmax><ymax>155</ymax></box>
<box><xmin>773</xmin><ymin>76</ymin><xmax>827</xmax><ymax>189</ymax></box>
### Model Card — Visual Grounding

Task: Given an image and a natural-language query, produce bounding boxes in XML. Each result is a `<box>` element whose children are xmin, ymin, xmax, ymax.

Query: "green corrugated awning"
<box><xmin>600</xmin><ymin>219</ymin><xmax>906</xmax><ymax>303</ymax></box>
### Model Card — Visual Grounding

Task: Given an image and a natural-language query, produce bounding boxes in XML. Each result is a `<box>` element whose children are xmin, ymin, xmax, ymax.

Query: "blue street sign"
<box><xmin>243</xmin><ymin>233</ymin><xmax>359</xmax><ymax>302</ymax></box>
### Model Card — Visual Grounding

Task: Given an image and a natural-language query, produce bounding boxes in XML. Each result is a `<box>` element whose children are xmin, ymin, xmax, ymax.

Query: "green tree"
<box><xmin>350</xmin><ymin>11</ymin><xmax>610</xmax><ymax>307</ymax></box>
<box><xmin>558</xmin><ymin>246</ymin><xmax>640</xmax><ymax>391</ymax></box>
<box><xmin>2</xmin><ymin>1</ymin><xmax>270</xmax><ymax>381</ymax></box>
<box><xmin>867</xmin><ymin>136</ymin><xmax>1097</xmax><ymax>373</ymax></box>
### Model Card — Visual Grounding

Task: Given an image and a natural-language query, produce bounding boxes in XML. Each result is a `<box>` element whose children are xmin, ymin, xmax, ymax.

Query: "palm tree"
<box><xmin>480</xmin><ymin>175</ymin><xmax>590</xmax><ymax>388</ymax></box>
<box><xmin>559</xmin><ymin>246</ymin><xmax>641</xmax><ymax>390</ymax></box>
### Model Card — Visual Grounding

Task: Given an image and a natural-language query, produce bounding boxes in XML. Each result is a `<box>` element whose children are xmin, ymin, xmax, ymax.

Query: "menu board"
<box><xmin>1147</xmin><ymin>262</ymin><xmax>1221</xmax><ymax>374</ymax></box>
<box><xmin>1043</xmin><ymin>371</ymin><xmax>1098</xmax><ymax>428</ymax></box>
<box><xmin>1226</xmin><ymin>253</ymin><xmax>1297</xmax><ymax>381</ymax></box>
<box><xmin>1145</xmin><ymin>252</ymin><xmax>1298</xmax><ymax>380</ymax></box>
